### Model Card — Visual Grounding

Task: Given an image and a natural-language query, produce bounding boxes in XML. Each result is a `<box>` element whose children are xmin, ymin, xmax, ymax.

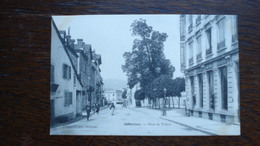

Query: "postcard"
<box><xmin>50</xmin><ymin>14</ymin><xmax>240</xmax><ymax>135</ymax></box>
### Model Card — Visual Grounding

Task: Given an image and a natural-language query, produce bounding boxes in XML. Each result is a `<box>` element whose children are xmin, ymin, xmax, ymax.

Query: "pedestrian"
<box><xmin>86</xmin><ymin>104</ymin><xmax>91</xmax><ymax>121</ymax></box>
<box><xmin>96</xmin><ymin>104</ymin><xmax>100</xmax><ymax>114</ymax></box>
<box><xmin>110</xmin><ymin>103</ymin><xmax>115</xmax><ymax>115</ymax></box>
<box><xmin>92</xmin><ymin>104</ymin><xmax>95</xmax><ymax>114</ymax></box>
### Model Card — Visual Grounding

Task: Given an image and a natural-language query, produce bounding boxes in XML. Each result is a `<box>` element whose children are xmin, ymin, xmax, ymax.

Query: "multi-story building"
<box><xmin>50</xmin><ymin>20</ymin><xmax>83</xmax><ymax>124</ymax></box>
<box><xmin>180</xmin><ymin>15</ymin><xmax>239</xmax><ymax>123</ymax></box>
<box><xmin>50</xmin><ymin>20</ymin><xmax>104</xmax><ymax>124</ymax></box>
<box><xmin>73</xmin><ymin>39</ymin><xmax>104</xmax><ymax>107</ymax></box>
<box><xmin>116</xmin><ymin>90</ymin><xmax>123</xmax><ymax>101</ymax></box>
<box><xmin>104</xmin><ymin>89</ymin><xmax>117</xmax><ymax>102</ymax></box>
<box><xmin>73</xmin><ymin>39</ymin><xmax>91</xmax><ymax>116</ymax></box>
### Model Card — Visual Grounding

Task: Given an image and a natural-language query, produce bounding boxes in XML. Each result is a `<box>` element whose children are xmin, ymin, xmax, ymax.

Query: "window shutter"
<box><xmin>70</xmin><ymin>92</ymin><xmax>73</xmax><ymax>105</ymax></box>
<box><xmin>51</xmin><ymin>65</ymin><xmax>54</xmax><ymax>82</ymax></box>
<box><xmin>64</xmin><ymin>92</ymin><xmax>67</xmax><ymax>106</ymax></box>
<box><xmin>63</xmin><ymin>64</ymin><xmax>66</xmax><ymax>79</ymax></box>
<box><xmin>69</xmin><ymin>66</ymin><xmax>71</xmax><ymax>79</ymax></box>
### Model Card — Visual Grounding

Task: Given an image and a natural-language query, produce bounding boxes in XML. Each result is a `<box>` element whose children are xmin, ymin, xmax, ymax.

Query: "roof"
<box><xmin>95</xmin><ymin>54</ymin><xmax>102</xmax><ymax>64</ymax></box>
<box><xmin>51</xmin><ymin>19</ymin><xmax>83</xmax><ymax>87</ymax></box>
<box><xmin>78</xmin><ymin>50</ymin><xmax>88</xmax><ymax>62</ymax></box>
<box><xmin>84</xmin><ymin>44</ymin><xmax>93</xmax><ymax>60</ymax></box>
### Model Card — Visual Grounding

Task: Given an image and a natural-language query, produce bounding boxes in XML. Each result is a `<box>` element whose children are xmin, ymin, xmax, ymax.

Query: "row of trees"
<box><xmin>122</xmin><ymin>19</ymin><xmax>185</xmax><ymax>108</ymax></box>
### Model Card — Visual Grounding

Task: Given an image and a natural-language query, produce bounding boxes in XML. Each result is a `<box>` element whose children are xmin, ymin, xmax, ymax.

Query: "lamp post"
<box><xmin>163</xmin><ymin>88</ymin><xmax>167</xmax><ymax>116</ymax></box>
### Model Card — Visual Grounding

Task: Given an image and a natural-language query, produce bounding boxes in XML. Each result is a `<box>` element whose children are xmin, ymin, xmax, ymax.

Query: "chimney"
<box><xmin>65</xmin><ymin>27</ymin><xmax>71</xmax><ymax>45</ymax></box>
<box><xmin>70</xmin><ymin>39</ymin><xmax>75</xmax><ymax>49</ymax></box>
<box><xmin>77</xmin><ymin>39</ymin><xmax>83</xmax><ymax>47</ymax></box>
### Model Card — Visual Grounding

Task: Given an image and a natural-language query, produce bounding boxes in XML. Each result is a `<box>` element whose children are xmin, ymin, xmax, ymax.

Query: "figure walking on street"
<box><xmin>96</xmin><ymin>104</ymin><xmax>100</xmax><ymax>114</ymax></box>
<box><xmin>86</xmin><ymin>103</ymin><xmax>91</xmax><ymax>121</ymax></box>
<box><xmin>110</xmin><ymin>103</ymin><xmax>115</xmax><ymax>115</ymax></box>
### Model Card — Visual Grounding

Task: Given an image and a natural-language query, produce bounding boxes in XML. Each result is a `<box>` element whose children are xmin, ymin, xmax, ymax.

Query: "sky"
<box><xmin>52</xmin><ymin>14</ymin><xmax>183</xmax><ymax>83</ymax></box>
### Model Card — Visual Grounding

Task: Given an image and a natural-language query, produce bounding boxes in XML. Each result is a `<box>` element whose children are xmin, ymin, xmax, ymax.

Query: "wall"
<box><xmin>51</xmin><ymin>22</ymin><xmax>77</xmax><ymax>119</ymax></box>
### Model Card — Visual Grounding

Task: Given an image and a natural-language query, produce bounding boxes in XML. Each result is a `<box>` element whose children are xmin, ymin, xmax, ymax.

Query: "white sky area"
<box><xmin>53</xmin><ymin>15</ymin><xmax>184</xmax><ymax>82</ymax></box>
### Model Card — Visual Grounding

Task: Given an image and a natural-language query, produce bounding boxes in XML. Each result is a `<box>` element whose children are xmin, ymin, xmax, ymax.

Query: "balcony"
<box><xmin>189</xmin><ymin>57</ymin><xmax>194</xmax><ymax>66</ymax></box>
<box><xmin>217</xmin><ymin>40</ymin><xmax>226</xmax><ymax>50</ymax></box>
<box><xmin>196</xmin><ymin>16</ymin><xmax>201</xmax><ymax>25</ymax></box>
<box><xmin>232</xmin><ymin>33</ymin><xmax>238</xmax><ymax>43</ymax></box>
<box><xmin>188</xmin><ymin>25</ymin><xmax>193</xmax><ymax>33</ymax></box>
<box><xmin>196</xmin><ymin>52</ymin><xmax>202</xmax><ymax>61</ymax></box>
<box><xmin>206</xmin><ymin>48</ymin><xmax>212</xmax><ymax>56</ymax></box>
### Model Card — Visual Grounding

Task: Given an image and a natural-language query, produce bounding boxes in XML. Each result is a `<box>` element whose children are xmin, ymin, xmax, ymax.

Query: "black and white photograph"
<box><xmin>50</xmin><ymin>14</ymin><xmax>240</xmax><ymax>136</ymax></box>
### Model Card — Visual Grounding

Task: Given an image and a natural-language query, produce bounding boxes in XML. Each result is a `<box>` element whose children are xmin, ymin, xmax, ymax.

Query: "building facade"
<box><xmin>180</xmin><ymin>15</ymin><xmax>239</xmax><ymax>123</ymax></box>
<box><xmin>51</xmin><ymin>20</ymin><xmax>83</xmax><ymax>124</ymax></box>
<box><xmin>104</xmin><ymin>89</ymin><xmax>117</xmax><ymax>102</ymax></box>
<box><xmin>51</xmin><ymin>20</ymin><xmax>104</xmax><ymax>125</ymax></box>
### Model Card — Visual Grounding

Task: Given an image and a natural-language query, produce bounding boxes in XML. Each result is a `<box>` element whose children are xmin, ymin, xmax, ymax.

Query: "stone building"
<box><xmin>73</xmin><ymin>39</ymin><xmax>91</xmax><ymax>116</ymax></box>
<box><xmin>180</xmin><ymin>15</ymin><xmax>239</xmax><ymax>123</ymax></box>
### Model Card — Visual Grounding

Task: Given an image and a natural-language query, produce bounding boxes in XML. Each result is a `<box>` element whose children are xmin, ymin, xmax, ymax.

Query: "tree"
<box><xmin>122</xmin><ymin>19</ymin><xmax>175</xmax><ymax>97</ymax></box>
<box><xmin>146</xmin><ymin>75</ymin><xmax>174</xmax><ymax>98</ymax></box>
<box><xmin>122</xmin><ymin>89</ymin><xmax>127</xmax><ymax>99</ymax></box>
<box><xmin>171</xmin><ymin>77</ymin><xmax>185</xmax><ymax>108</ymax></box>
<box><xmin>134</xmin><ymin>89</ymin><xmax>145</xmax><ymax>101</ymax></box>
<box><xmin>146</xmin><ymin>75</ymin><xmax>176</xmax><ymax>108</ymax></box>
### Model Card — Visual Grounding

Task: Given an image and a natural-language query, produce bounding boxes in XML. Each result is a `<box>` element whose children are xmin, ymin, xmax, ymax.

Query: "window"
<box><xmin>232</xmin><ymin>16</ymin><xmax>237</xmax><ymax>35</ymax></box>
<box><xmin>205</xmin><ymin>28</ymin><xmax>212</xmax><ymax>55</ymax></box>
<box><xmin>189</xmin><ymin>15</ymin><xmax>193</xmax><ymax>25</ymax></box>
<box><xmin>190</xmin><ymin>76</ymin><xmax>195</xmax><ymax>108</ymax></box>
<box><xmin>63</xmin><ymin>64</ymin><xmax>71</xmax><ymax>79</ymax></box>
<box><xmin>217</xmin><ymin>18</ymin><xmax>226</xmax><ymax>49</ymax></box>
<box><xmin>51</xmin><ymin>65</ymin><xmax>54</xmax><ymax>83</ymax></box>
<box><xmin>232</xmin><ymin>16</ymin><xmax>238</xmax><ymax>43</ymax></box>
<box><xmin>180</xmin><ymin>15</ymin><xmax>186</xmax><ymax>35</ymax></box>
<box><xmin>220</xmin><ymin>66</ymin><xmax>228</xmax><ymax>110</ymax></box>
<box><xmin>189</xmin><ymin>42</ymin><xmax>193</xmax><ymax>65</ymax></box>
<box><xmin>196</xmin><ymin>15</ymin><xmax>201</xmax><ymax>25</ymax></box>
<box><xmin>198</xmin><ymin>74</ymin><xmax>203</xmax><ymax>108</ymax></box>
<box><xmin>207</xmin><ymin>71</ymin><xmax>214</xmax><ymax>109</ymax></box>
<box><xmin>235</xmin><ymin>62</ymin><xmax>239</xmax><ymax>90</ymax></box>
<box><xmin>73</xmin><ymin>73</ymin><xmax>76</xmax><ymax>85</ymax></box>
<box><xmin>188</xmin><ymin>15</ymin><xmax>193</xmax><ymax>32</ymax></box>
<box><xmin>196</xmin><ymin>36</ymin><xmax>202</xmax><ymax>60</ymax></box>
<box><xmin>64</xmin><ymin>91</ymin><xmax>73</xmax><ymax>106</ymax></box>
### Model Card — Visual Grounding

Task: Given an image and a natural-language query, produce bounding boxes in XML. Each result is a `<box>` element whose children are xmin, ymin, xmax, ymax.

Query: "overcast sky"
<box><xmin>52</xmin><ymin>14</ymin><xmax>183</xmax><ymax>83</ymax></box>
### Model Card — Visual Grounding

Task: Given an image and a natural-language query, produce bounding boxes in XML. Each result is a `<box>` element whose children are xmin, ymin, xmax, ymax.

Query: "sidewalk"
<box><xmin>159</xmin><ymin>109</ymin><xmax>240</xmax><ymax>135</ymax></box>
<box><xmin>51</xmin><ymin>106</ymin><xmax>108</xmax><ymax>129</ymax></box>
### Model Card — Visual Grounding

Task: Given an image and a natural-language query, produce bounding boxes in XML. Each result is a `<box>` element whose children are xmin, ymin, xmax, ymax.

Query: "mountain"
<box><xmin>103</xmin><ymin>79</ymin><xmax>127</xmax><ymax>90</ymax></box>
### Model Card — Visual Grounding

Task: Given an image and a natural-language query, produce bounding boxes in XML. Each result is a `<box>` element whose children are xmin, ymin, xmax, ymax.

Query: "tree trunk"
<box><xmin>157</xmin><ymin>98</ymin><xmax>160</xmax><ymax>109</ymax></box>
<box><xmin>168</xmin><ymin>97</ymin><xmax>171</xmax><ymax>108</ymax></box>
<box><xmin>153</xmin><ymin>99</ymin><xmax>156</xmax><ymax>109</ymax></box>
<box><xmin>178</xmin><ymin>96</ymin><xmax>180</xmax><ymax>109</ymax></box>
<box><xmin>172</xmin><ymin>97</ymin><xmax>174</xmax><ymax>108</ymax></box>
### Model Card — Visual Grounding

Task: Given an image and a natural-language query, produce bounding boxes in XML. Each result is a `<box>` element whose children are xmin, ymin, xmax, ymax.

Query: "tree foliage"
<box><xmin>134</xmin><ymin>89</ymin><xmax>145</xmax><ymax>100</ymax></box>
<box><xmin>146</xmin><ymin>76</ymin><xmax>185</xmax><ymax>101</ymax></box>
<box><xmin>171</xmin><ymin>77</ymin><xmax>185</xmax><ymax>97</ymax></box>
<box><xmin>122</xmin><ymin>89</ymin><xmax>127</xmax><ymax>99</ymax></box>
<box><xmin>122</xmin><ymin>19</ymin><xmax>175</xmax><ymax>94</ymax></box>
<box><xmin>146</xmin><ymin>75</ymin><xmax>173</xmax><ymax>99</ymax></box>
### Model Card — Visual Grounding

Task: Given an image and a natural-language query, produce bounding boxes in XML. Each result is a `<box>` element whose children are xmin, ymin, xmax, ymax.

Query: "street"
<box><xmin>50</xmin><ymin>105</ymin><xmax>210</xmax><ymax>135</ymax></box>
